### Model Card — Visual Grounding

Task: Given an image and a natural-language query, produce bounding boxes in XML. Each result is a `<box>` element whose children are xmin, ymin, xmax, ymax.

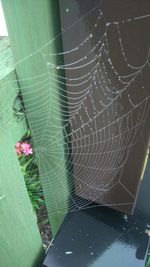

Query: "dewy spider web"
<box><xmin>2</xmin><ymin>1</ymin><xmax>150</xmax><ymax>217</ymax></box>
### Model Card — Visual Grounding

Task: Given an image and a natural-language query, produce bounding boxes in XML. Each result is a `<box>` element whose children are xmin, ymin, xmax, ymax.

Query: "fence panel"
<box><xmin>0</xmin><ymin>67</ymin><xmax>44</xmax><ymax>266</ymax></box>
<box><xmin>2</xmin><ymin>0</ymin><xmax>70</xmax><ymax>235</ymax></box>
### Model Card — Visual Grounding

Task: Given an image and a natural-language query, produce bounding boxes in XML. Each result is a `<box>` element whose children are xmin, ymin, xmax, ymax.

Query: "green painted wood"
<box><xmin>0</xmin><ymin>38</ymin><xmax>27</xmax><ymax>143</ymax></box>
<box><xmin>0</xmin><ymin>71</ymin><xmax>28</xmax><ymax>144</ymax></box>
<box><xmin>0</xmin><ymin>40</ymin><xmax>44</xmax><ymax>266</ymax></box>
<box><xmin>0</xmin><ymin>38</ymin><xmax>14</xmax><ymax>80</ymax></box>
<box><xmin>0</xmin><ymin>112</ymin><xmax>44</xmax><ymax>267</ymax></box>
<box><xmin>2</xmin><ymin>0</ymin><xmax>69</xmax><ymax>235</ymax></box>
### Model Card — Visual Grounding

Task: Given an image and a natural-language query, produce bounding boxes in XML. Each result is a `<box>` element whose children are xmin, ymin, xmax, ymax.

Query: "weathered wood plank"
<box><xmin>0</xmin><ymin>38</ymin><xmax>14</xmax><ymax>80</ymax></box>
<box><xmin>2</xmin><ymin>0</ymin><xmax>69</xmax><ymax>235</ymax></box>
<box><xmin>0</xmin><ymin>39</ymin><xmax>44</xmax><ymax>267</ymax></box>
<box><xmin>0</xmin><ymin>71</ymin><xmax>28</xmax><ymax>143</ymax></box>
<box><xmin>0</xmin><ymin>112</ymin><xmax>44</xmax><ymax>267</ymax></box>
<box><xmin>0</xmin><ymin>38</ymin><xmax>27</xmax><ymax>142</ymax></box>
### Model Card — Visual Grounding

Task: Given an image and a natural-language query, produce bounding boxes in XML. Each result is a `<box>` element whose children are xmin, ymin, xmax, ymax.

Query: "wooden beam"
<box><xmin>0</xmin><ymin>38</ymin><xmax>43</xmax><ymax>267</ymax></box>
<box><xmin>0</xmin><ymin>97</ymin><xmax>44</xmax><ymax>267</ymax></box>
<box><xmin>0</xmin><ymin>38</ymin><xmax>27</xmax><ymax>142</ymax></box>
<box><xmin>2</xmin><ymin>0</ymin><xmax>69</xmax><ymax>235</ymax></box>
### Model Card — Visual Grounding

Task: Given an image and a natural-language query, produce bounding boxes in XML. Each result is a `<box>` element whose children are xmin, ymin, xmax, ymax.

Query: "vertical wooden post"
<box><xmin>0</xmin><ymin>71</ymin><xmax>44</xmax><ymax>267</ymax></box>
<box><xmin>2</xmin><ymin>0</ymin><xmax>69</xmax><ymax>235</ymax></box>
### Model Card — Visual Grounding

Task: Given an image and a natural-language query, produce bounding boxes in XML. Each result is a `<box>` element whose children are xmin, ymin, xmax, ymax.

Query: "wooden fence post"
<box><xmin>0</xmin><ymin>64</ymin><xmax>44</xmax><ymax>266</ymax></box>
<box><xmin>2</xmin><ymin>0</ymin><xmax>69</xmax><ymax>235</ymax></box>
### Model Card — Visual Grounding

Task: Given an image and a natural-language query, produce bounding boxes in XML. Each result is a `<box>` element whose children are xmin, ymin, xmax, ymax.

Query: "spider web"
<box><xmin>2</xmin><ymin>1</ymin><xmax>150</xmax><ymax>218</ymax></box>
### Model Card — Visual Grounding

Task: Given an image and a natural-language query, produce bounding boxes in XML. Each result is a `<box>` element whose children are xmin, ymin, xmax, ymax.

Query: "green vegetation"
<box><xmin>147</xmin><ymin>251</ymin><xmax>150</xmax><ymax>267</ymax></box>
<box><xmin>16</xmin><ymin>130</ymin><xmax>45</xmax><ymax>212</ymax></box>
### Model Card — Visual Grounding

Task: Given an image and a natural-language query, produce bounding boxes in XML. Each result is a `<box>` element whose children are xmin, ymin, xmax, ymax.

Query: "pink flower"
<box><xmin>15</xmin><ymin>142</ymin><xmax>33</xmax><ymax>155</ymax></box>
<box><xmin>21</xmin><ymin>142</ymin><xmax>33</xmax><ymax>155</ymax></box>
<box><xmin>15</xmin><ymin>142</ymin><xmax>22</xmax><ymax>155</ymax></box>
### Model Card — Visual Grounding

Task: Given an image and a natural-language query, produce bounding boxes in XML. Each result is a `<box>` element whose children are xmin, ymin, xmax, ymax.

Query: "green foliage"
<box><xmin>17</xmin><ymin>130</ymin><xmax>45</xmax><ymax>212</ymax></box>
<box><xmin>147</xmin><ymin>251</ymin><xmax>150</xmax><ymax>267</ymax></box>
